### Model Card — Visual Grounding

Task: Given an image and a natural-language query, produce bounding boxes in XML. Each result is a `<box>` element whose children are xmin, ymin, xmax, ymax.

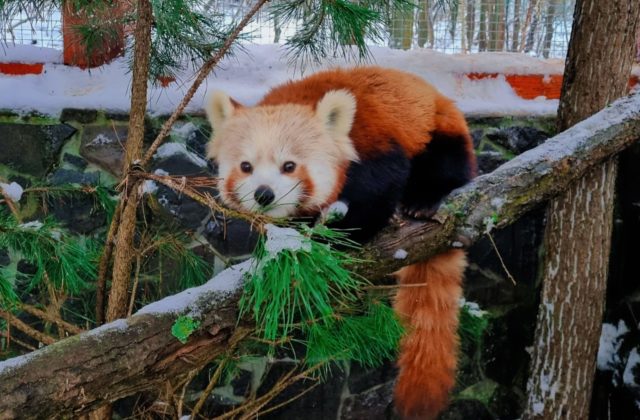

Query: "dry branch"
<box><xmin>0</xmin><ymin>93</ymin><xmax>638</xmax><ymax>417</ymax></box>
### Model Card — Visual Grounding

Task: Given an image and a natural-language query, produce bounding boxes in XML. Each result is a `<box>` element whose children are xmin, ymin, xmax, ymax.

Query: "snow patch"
<box><xmin>597</xmin><ymin>320</ymin><xmax>629</xmax><ymax>371</ymax></box>
<box><xmin>141</xmin><ymin>180</ymin><xmax>158</xmax><ymax>195</ymax></box>
<box><xmin>154</xmin><ymin>143</ymin><xmax>208</xmax><ymax>168</ymax></box>
<box><xmin>393</xmin><ymin>249</ymin><xmax>408</xmax><ymax>260</ymax></box>
<box><xmin>490</xmin><ymin>197</ymin><xmax>506</xmax><ymax>210</ymax></box>
<box><xmin>0</xmin><ymin>44</ymin><xmax>567</xmax><ymax>117</ymax></box>
<box><xmin>154</xmin><ymin>168</ymin><xmax>170</xmax><ymax>176</ymax></box>
<box><xmin>136</xmin><ymin>259</ymin><xmax>252</xmax><ymax>316</ymax></box>
<box><xmin>451</xmin><ymin>241</ymin><xmax>464</xmax><ymax>248</ymax></box>
<box><xmin>19</xmin><ymin>220</ymin><xmax>44</xmax><ymax>230</ymax></box>
<box><xmin>624</xmin><ymin>348</ymin><xmax>640</xmax><ymax>387</ymax></box>
<box><xmin>89</xmin><ymin>134</ymin><xmax>114</xmax><ymax>146</ymax></box>
<box><xmin>84</xmin><ymin>319</ymin><xmax>129</xmax><ymax>339</ymax></box>
<box><xmin>532</xmin><ymin>401</ymin><xmax>545</xmax><ymax>416</ymax></box>
<box><xmin>264</xmin><ymin>224</ymin><xmax>311</xmax><ymax>257</ymax></box>
<box><xmin>172</xmin><ymin>122</ymin><xmax>198</xmax><ymax>138</ymax></box>
<box><xmin>0</xmin><ymin>44</ymin><xmax>63</xmax><ymax>64</ymax></box>
<box><xmin>460</xmin><ymin>299</ymin><xmax>486</xmax><ymax>318</ymax></box>
<box><xmin>1</xmin><ymin>182</ymin><xmax>24</xmax><ymax>202</ymax></box>
<box><xmin>0</xmin><ymin>351</ymin><xmax>37</xmax><ymax>375</ymax></box>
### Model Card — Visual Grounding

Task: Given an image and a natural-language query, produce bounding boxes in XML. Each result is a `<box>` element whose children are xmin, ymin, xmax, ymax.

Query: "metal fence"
<box><xmin>1</xmin><ymin>0</ymin><xmax>574</xmax><ymax>59</ymax></box>
<box><xmin>2</xmin><ymin>7</ymin><xmax>63</xmax><ymax>49</ymax></box>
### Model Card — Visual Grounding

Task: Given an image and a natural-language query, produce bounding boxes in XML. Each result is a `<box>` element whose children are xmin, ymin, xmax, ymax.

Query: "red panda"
<box><xmin>206</xmin><ymin>66</ymin><xmax>476</xmax><ymax>419</ymax></box>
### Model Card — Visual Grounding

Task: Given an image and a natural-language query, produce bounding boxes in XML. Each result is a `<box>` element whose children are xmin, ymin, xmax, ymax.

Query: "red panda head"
<box><xmin>206</xmin><ymin>90</ymin><xmax>358</xmax><ymax>218</ymax></box>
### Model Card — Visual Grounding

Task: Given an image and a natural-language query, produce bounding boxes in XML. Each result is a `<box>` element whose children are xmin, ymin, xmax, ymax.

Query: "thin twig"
<box><xmin>1</xmin><ymin>191</ymin><xmax>22</xmax><ymax>223</ymax></box>
<box><xmin>20</xmin><ymin>304</ymin><xmax>84</xmax><ymax>335</ymax></box>
<box><xmin>362</xmin><ymin>282</ymin><xmax>430</xmax><ymax>290</ymax></box>
<box><xmin>0</xmin><ymin>309</ymin><xmax>56</xmax><ymax>345</ymax></box>
<box><xmin>486</xmin><ymin>232</ymin><xmax>517</xmax><ymax>285</ymax></box>
<box><xmin>127</xmin><ymin>254</ymin><xmax>143</xmax><ymax>317</ymax></box>
<box><xmin>190</xmin><ymin>357</ymin><xmax>227</xmax><ymax>419</ymax></box>
<box><xmin>135</xmin><ymin>171</ymin><xmax>272</xmax><ymax>230</ymax></box>
<box><xmin>251</xmin><ymin>381</ymin><xmax>320</xmax><ymax>418</ymax></box>
<box><xmin>214</xmin><ymin>362</ymin><xmax>323</xmax><ymax>420</ymax></box>
<box><xmin>0</xmin><ymin>329</ymin><xmax>36</xmax><ymax>351</ymax></box>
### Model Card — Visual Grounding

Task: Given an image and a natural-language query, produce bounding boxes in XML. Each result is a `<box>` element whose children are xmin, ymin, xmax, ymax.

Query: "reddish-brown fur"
<box><xmin>394</xmin><ymin>251</ymin><xmax>466</xmax><ymax>419</ymax></box>
<box><xmin>232</xmin><ymin>67</ymin><xmax>472</xmax><ymax>418</ymax></box>
<box><xmin>260</xmin><ymin>67</ymin><xmax>474</xmax><ymax>161</ymax></box>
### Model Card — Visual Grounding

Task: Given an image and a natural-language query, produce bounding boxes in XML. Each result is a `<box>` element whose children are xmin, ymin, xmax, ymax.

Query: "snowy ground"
<box><xmin>0</xmin><ymin>43</ymin><xmax>608</xmax><ymax>117</ymax></box>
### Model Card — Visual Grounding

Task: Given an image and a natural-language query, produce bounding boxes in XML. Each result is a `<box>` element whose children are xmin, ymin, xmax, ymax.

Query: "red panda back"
<box><xmin>259</xmin><ymin>67</ymin><xmax>469</xmax><ymax>160</ymax></box>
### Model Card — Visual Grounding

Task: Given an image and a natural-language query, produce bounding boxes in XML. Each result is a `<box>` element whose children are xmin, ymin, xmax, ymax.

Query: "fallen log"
<box><xmin>0</xmin><ymin>92</ymin><xmax>638</xmax><ymax>417</ymax></box>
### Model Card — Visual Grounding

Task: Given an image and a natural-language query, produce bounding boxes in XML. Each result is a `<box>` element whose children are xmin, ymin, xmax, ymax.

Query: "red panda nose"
<box><xmin>254</xmin><ymin>185</ymin><xmax>275</xmax><ymax>207</ymax></box>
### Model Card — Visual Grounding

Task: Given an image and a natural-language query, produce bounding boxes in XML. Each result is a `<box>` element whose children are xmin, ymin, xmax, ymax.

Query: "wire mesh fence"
<box><xmin>2</xmin><ymin>6</ymin><xmax>63</xmax><ymax>49</ymax></box>
<box><xmin>1</xmin><ymin>0</ymin><xmax>574</xmax><ymax>59</ymax></box>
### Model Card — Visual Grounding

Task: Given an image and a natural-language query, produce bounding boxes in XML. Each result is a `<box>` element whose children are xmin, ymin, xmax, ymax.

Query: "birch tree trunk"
<box><xmin>524</xmin><ymin>1</ymin><xmax>640</xmax><ymax>418</ymax></box>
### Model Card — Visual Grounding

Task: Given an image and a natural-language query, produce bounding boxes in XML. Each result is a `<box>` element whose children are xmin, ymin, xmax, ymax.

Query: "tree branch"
<box><xmin>0</xmin><ymin>92</ymin><xmax>638</xmax><ymax>417</ymax></box>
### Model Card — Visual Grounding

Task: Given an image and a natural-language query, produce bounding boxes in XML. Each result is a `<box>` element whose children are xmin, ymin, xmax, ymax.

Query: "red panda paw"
<box><xmin>400</xmin><ymin>202</ymin><xmax>441</xmax><ymax>221</ymax></box>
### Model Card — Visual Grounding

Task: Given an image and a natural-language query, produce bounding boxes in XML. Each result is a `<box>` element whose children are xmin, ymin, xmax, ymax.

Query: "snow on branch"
<box><xmin>0</xmin><ymin>92</ymin><xmax>639</xmax><ymax>417</ymax></box>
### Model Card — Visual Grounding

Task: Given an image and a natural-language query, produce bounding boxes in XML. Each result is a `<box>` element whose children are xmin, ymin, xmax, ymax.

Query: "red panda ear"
<box><xmin>206</xmin><ymin>91</ymin><xmax>242</xmax><ymax>133</ymax></box>
<box><xmin>316</xmin><ymin>89</ymin><xmax>356</xmax><ymax>137</ymax></box>
<box><xmin>205</xmin><ymin>91</ymin><xmax>243</xmax><ymax>161</ymax></box>
<box><xmin>316</xmin><ymin>90</ymin><xmax>358</xmax><ymax>161</ymax></box>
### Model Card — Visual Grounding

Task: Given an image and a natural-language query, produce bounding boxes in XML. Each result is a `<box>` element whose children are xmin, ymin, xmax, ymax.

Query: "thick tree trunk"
<box><xmin>525</xmin><ymin>159</ymin><xmax>617</xmax><ymax>419</ymax></box>
<box><xmin>524</xmin><ymin>1</ymin><xmax>640</xmax><ymax>418</ymax></box>
<box><xmin>1</xmin><ymin>94</ymin><xmax>639</xmax><ymax>417</ymax></box>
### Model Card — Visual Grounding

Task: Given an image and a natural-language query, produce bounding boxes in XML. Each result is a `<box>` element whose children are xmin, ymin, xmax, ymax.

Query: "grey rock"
<box><xmin>0</xmin><ymin>123</ymin><xmax>76</xmax><ymax>177</ymax></box>
<box><xmin>341</xmin><ymin>381</ymin><xmax>394</xmax><ymax>420</ymax></box>
<box><xmin>487</xmin><ymin>126</ymin><xmax>550</xmax><ymax>154</ymax></box>
<box><xmin>204</xmin><ymin>215</ymin><xmax>260</xmax><ymax>257</ymax></box>
<box><xmin>439</xmin><ymin>399</ymin><xmax>493</xmax><ymax>420</ymax></box>
<box><xmin>476</xmin><ymin>151</ymin><xmax>509</xmax><ymax>174</ymax></box>
<box><xmin>62</xmin><ymin>153</ymin><xmax>88</xmax><ymax>170</ymax></box>
<box><xmin>471</xmin><ymin>128</ymin><xmax>484</xmax><ymax>148</ymax></box>
<box><xmin>348</xmin><ymin>360</ymin><xmax>397</xmax><ymax>394</ymax></box>
<box><xmin>60</xmin><ymin>108</ymin><xmax>98</xmax><ymax>124</ymax></box>
<box><xmin>80</xmin><ymin>125</ymin><xmax>128</xmax><ymax>176</ymax></box>
<box><xmin>49</xmin><ymin>168</ymin><xmax>100</xmax><ymax>186</ymax></box>
<box><xmin>152</xmin><ymin>152</ymin><xmax>215</xmax><ymax>229</ymax></box>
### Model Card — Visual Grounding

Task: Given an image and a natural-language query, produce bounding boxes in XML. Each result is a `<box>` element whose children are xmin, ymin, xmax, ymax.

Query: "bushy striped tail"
<box><xmin>393</xmin><ymin>250</ymin><xmax>466</xmax><ymax>419</ymax></box>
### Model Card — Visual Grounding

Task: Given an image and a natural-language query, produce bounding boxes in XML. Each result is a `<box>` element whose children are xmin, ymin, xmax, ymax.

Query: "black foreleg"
<box><xmin>331</xmin><ymin>143</ymin><xmax>411</xmax><ymax>244</ymax></box>
<box><xmin>401</xmin><ymin>132</ymin><xmax>476</xmax><ymax>218</ymax></box>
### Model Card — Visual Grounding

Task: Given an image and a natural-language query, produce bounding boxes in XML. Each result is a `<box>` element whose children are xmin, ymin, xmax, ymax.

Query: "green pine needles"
<box><xmin>0</xmin><ymin>209</ymin><xmax>100</xmax><ymax>307</ymax></box>
<box><xmin>240</xmin><ymin>223</ymin><xmax>404</xmax><ymax>370</ymax></box>
<box><xmin>271</xmin><ymin>0</ymin><xmax>415</xmax><ymax>65</ymax></box>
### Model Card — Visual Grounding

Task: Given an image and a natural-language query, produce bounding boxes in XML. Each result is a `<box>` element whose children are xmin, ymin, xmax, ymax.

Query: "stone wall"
<box><xmin>1</xmin><ymin>109</ymin><xmax>636</xmax><ymax>419</ymax></box>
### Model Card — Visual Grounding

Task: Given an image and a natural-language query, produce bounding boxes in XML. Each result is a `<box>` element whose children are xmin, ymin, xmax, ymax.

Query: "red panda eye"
<box><xmin>240</xmin><ymin>162</ymin><xmax>252</xmax><ymax>173</ymax></box>
<box><xmin>282</xmin><ymin>161</ymin><xmax>296</xmax><ymax>173</ymax></box>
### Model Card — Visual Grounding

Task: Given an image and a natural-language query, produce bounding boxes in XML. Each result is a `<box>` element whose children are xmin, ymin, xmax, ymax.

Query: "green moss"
<box><xmin>457</xmin><ymin>379</ymin><xmax>499</xmax><ymax>405</ymax></box>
